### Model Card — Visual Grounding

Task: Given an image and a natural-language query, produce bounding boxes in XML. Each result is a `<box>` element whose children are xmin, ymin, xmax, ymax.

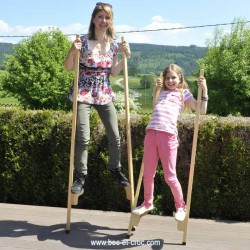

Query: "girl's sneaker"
<box><xmin>132</xmin><ymin>204</ymin><xmax>154</xmax><ymax>215</ymax></box>
<box><xmin>174</xmin><ymin>208</ymin><xmax>186</xmax><ymax>221</ymax></box>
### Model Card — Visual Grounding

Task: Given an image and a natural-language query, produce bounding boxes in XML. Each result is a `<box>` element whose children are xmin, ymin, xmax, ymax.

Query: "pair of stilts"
<box><xmin>66</xmin><ymin>35</ymin><xmax>204</xmax><ymax>245</ymax></box>
<box><xmin>65</xmin><ymin>35</ymin><xmax>133</xmax><ymax>233</ymax></box>
<box><xmin>126</xmin><ymin>68</ymin><xmax>204</xmax><ymax>245</ymax></box>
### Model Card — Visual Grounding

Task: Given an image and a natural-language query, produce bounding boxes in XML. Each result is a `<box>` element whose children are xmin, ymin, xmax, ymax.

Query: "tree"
<box><xmin>140</xmin><ymin>74</ymin><xmax>155</xmax><ymax>89</ymax></box>
<box><xmin>128</xmin><ymin>67</ymin><xmax>139</xmax><ymax>76</ymax></box>
<box><xmin>113</xmin><ymin>91</ymin><xmax>141</xmax><ymax>114</ymax></box>
<box><xmin>198</xmin><ymin>19</ymin><xmax>250</xmax><ymax>116</ymax></box>
<box><xmin>2</xmin><ymin>28</ymin><xmax>74</xmax><ymax>110</ymax></box>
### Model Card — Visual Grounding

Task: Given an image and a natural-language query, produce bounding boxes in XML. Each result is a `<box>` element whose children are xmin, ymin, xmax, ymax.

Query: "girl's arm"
<box><xmin>64</xmin><ymin>38</ymin><xmax>82</xmax><ymax>72</ymax></box>
<box><xmin>153</xmin><ymin>77</ymin><xmax>163</xmax><ymax>108</ymax></box>
<box><xmin>186</xmin><ymin>76</ymin><xmax>208</xmax><ymax>114</ymax></box>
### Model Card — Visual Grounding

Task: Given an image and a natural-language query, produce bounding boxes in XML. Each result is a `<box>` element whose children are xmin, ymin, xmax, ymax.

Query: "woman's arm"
<box><xmin>110</xmin><ymin>41</ymin><xmax>131</xmax><ymax>76</ymax></box>
<box><xmin>64</xmin><ymin>38</ymin><xmax>82</xmax><ymax>72</ymax></box>
<box><xmin>110</xmin><ymin>55</ymin><xmax>123</xmax><ymax>76</ymax></box>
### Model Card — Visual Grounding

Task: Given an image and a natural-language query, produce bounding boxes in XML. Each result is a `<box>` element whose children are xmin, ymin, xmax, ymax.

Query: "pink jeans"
<box><xmin>142</xmin><ymin>129</ymin><xmax>185</xmax><ymax>210</ymax></box>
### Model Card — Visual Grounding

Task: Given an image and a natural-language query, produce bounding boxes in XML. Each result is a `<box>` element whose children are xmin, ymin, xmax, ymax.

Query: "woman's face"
<box><xmin>164</xmin><ymin>70</ymin><xmax>181</xmax><ymax>90</ymax></box>
<box><xmin>93</xmin><ymin>10</ymin><xmax>111</xmax><ymax>33</ymax></box>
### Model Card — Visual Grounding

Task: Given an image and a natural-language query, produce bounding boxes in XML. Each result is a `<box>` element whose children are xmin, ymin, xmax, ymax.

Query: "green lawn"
<box><xmin>0</xmin><ymin>95</ymin><xmax>19</xmax><ymax>105</ymax></box>
<box><xmin>111</xmin><ymin>75</ymin><xmax>154</xmax><ymax>113</ymax></box>
<box><xmin>0</xmin><ymin>70</ymin><xmax>19</xmax><ymax>105</ymax></box>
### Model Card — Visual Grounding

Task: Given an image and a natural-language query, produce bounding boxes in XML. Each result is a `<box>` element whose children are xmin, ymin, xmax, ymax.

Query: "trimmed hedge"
<box><xmin>0</xmin><ymin>107</ymin><xmax>249</xmax><ymax>221</ymax></box>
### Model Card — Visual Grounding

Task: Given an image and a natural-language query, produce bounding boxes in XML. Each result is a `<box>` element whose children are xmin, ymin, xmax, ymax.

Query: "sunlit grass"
<box><xmin>111</xmin><ymin>75</ymin><xmax>154</xmax><ymax>113</ymax></box>
<box><xmin>0</xmin><ymin>70</ymin><xmax>19</xmax><ymax>105</ymax></box>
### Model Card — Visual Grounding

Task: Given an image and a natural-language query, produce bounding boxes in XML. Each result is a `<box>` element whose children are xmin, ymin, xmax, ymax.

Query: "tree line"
<box><xmin>0</xmin><ymin>18</ymin><xmax>249</xmax><ymax>116</ymax></box>
<box><xmin>128</xmin><ymin>43</ymin><xmax>206</xmax><ymax>75</ymax></box>
<box><xmin>0</xmin><ymin>40</ymin><xmax>206</xmax><ymax>75</ymax></box>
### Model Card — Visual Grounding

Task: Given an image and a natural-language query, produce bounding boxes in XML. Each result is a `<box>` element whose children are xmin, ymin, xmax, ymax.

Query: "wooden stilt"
<box><xmin>121</xmin><ymin>36</ymin><xmax>134</xmax><ymax>205</ymax></box>
<box><xmin>66</xmin><ymin>35</ymin><xmax>81</xmax><ymax>234</ymax></box>
<box><xmin>126</xmin><ymin>162</ymin><xmax>144</xmax><ymax>237</ymax></box>
<box><xmin>126</xmin><ymin>73</ymin><xmax>162</xmax><ymax>238</ymax></box>
<box><xmin>71</xmin><ymin>190</ymin><xmax>84</xmax><ymax>206</ymax></box>
<box><xmin>180</xmin><ymin>69</ymin><xmax>204</xmax><ymax>244</ymax></box>
<box><xmin>124</xmin><ymin>186</ymin><xmax>132</xmax><ymax>201</ymax></box>
<box><xmin>173</xmin><ymin>211</ymin><xmax>185</xmax><ymax>231</ymax></box>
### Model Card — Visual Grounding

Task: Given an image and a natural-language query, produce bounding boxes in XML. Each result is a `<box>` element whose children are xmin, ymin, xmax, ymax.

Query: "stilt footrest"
<box><xmin>173</xmin><ymin>212</ymin><xmax>186</xmax><ymax>232</ymax></box>
<box><xmin>126</xmin><ymin>211</ymin><xmax>149</xmax><ymax>238</ymax></box>
<box><xmin>124</xmin><ymin>185</ymin><xmax>132</xmax><ymax>201</ymax></box>
<box><xmin>71</xmin><ymin>189</ymin><xmax>84</xmax><ymax>205</ymax></box>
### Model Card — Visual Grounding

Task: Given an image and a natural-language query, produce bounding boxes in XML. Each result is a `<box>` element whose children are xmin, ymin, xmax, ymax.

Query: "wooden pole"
<box><xmin>126</xmin><ymin>161</ymin><xmax>144</xmax><ymax>238</ymax></box>
<box><xmin>66</xmin><ymin>35</ymin><xmax>80</xmax><ymax>233</ymax></box>
<box><xmin>182</xmin><ymin>69</ymin><xmax>204</xmax><ymax>244</ymax></box>
<box><xmin>126</xmin><ymin>73</ymin><xmax>162</xmax><ymax>238</ymax></box>
<box><xmin>121</xmin><ymin>36</ymin><xmax>134</xmax><ymax>209</ymax></box>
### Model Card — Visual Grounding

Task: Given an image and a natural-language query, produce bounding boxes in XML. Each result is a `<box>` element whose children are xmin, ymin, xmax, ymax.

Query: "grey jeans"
<box><xmin>74</xmin><ymin>101</ymin><xmax>121</xmax><ymax>176</ymax></box>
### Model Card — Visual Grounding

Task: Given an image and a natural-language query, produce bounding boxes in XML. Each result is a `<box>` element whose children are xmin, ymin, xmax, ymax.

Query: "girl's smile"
<box><xmin>164</xmin><ymin>70</ymin><xmax>181</xmax><ymax>90</ymax></box>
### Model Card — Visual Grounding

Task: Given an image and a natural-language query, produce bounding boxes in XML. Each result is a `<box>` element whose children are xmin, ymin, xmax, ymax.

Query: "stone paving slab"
<box><xmin>0</xmin><ymin>203</ymin><xmax>249</xmax><ymax>250</ymax></box>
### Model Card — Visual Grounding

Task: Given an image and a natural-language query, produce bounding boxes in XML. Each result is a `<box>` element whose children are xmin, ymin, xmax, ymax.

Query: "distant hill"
<box><xmin>0</xmin><ymin>42</ymin><xmax>207</xmax><ymax>75</ymax></box>
<box><xmin>129</xmin><ymin>43</ymin><xmax>207</xmax><ymax>75</ymax></box>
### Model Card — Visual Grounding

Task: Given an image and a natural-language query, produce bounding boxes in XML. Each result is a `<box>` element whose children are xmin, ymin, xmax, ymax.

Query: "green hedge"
<box><xmin>0</xmin><ymin>107</ymin><xmax>249</xmax><ymax>221</ymax></box>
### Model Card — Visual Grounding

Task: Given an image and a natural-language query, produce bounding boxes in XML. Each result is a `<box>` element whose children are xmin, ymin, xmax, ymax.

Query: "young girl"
<box><xmin>132</xmin><ymin>64</ymin><xmax>208</xmax><ymax>221</ymax></box>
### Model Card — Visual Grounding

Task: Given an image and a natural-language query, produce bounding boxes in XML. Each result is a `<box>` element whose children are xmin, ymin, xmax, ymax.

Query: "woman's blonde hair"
<box><xmin>88</xmin><ymin>3</ymin><xmax>117</xmax><ymax>41</ymax></box>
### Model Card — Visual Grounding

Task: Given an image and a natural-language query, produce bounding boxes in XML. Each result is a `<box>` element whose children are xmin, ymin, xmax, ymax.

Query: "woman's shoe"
<box><xmin>71</xmin><ymin>176</ymin><xmax>85</xmax><ymax>194</ymax></box>
<box><xmin>110</xmin><ymin>168</ymin><xmax>130</xmax><ymax>187</ymax></box>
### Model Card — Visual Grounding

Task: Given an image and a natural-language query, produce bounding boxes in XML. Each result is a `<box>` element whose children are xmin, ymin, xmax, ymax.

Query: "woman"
<box><xmin>64</xmin><ymin>2</ymin><xmax>131</xmax><ymax>194</ymax></box>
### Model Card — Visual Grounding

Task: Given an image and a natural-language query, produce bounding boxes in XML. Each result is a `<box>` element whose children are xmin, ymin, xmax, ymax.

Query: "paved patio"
<box><xmin>0</xmin><ymin>203</ymin><xmax>249</xmax><ymax>249</ymax></box>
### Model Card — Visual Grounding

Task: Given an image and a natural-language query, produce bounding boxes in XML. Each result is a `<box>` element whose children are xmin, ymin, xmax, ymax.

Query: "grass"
<box><xmin>0</xmin><ymin>70</ymin><xmax>19</xmax><ymax>106</ymax></box>
<box><xmin>0</xmin><ymin>95</ymin><xmax>19</xmax><ymax>105</ymax></box>
<box><xmin>111</xmin><ymin>75</ymin><xmax>154</xmax><ymax>113</ymax></box>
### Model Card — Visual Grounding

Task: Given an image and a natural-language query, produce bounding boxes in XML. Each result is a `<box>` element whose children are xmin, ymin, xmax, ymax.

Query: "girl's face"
<box><xmin>164</xmin><ymin>70</ymin><xmax>181</xmax><ymax>90</ymax></box>
<box><xmin>93</xmin><ymin>10</ymin><xmax>111</xmax><ymax>33</ymax></box>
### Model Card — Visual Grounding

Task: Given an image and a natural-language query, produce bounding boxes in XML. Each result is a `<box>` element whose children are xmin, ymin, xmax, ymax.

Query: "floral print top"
<box><xmin>68</xmin><ymin>35</ymin><xmax>118</xmax><ymax>105</ymax></box>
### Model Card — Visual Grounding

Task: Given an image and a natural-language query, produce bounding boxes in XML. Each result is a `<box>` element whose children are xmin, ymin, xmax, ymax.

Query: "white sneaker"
<box><xmin>132</xmin><ymin>204</ymin><xmax>154</xmax><ymax>215</ymax></box>
<box><xmin>174</xmin><ymin>208</ymin><xmax>186</xmax><ymax>221</ymax></box>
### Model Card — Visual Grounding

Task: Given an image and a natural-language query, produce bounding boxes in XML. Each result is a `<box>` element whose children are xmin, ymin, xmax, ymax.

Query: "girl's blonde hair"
<box><xmin>88</xmin><ymin>3</ymin><xmax>117</xmax><ymax>41</ymax></box>
<box><xmin>162</xmin><ymin>64</ymin><xmax>189</xmax><ymax>91</ymax></box>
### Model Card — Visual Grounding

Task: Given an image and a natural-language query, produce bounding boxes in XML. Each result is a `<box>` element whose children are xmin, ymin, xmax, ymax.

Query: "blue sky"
<box><xmin>1</xmin><ymin>0</ymin><xmax>250</xmax><ymax>46</ymax></box>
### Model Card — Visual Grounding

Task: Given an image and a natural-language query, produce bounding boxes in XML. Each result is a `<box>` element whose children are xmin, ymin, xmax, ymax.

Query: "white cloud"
<box><xmin>114</xmin><ymin>16</ymin><xmax>195</xmax><ymax>46</ymax></box>
<box><xmin>61</xmin><ymin>23</ymin><xmax>88</xmax><ymax>35</ymax></box>
<box><xmin>115</xmin><ymin>24</ymin><xmax>136</xmax><ymax>32</ymax></box>
<box><xmin>151</xmin><ymin>16</ymin><xmax>166</xmax><ymax>23</ymax></box>
<box><xmin>118</xmin><ymin>32</ymin><xmax>152</xmax><ymax>44</ymax></box>
<box><xmin>0</xmin><ymin>19</ymin><xmax>11</xmax><ymax>33</ymax></box>
<box><xmin>144</xmin><ymin>16</ymin><xmax>186</xmax><ymax>35</ymax></box>
<box><xmin>0</xmin><ymin>19</ymin><xmax>88</xmax><ymax>43</ymax></box>
<box><xmin>14</xmin><ymin>25</ymin><xmax>58</xmax><ymax>35</ymax></box>
<box><xmin>0</xmin><ymin>17</ymin><xmax>209</xmax><ymax>46</ymax></box>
